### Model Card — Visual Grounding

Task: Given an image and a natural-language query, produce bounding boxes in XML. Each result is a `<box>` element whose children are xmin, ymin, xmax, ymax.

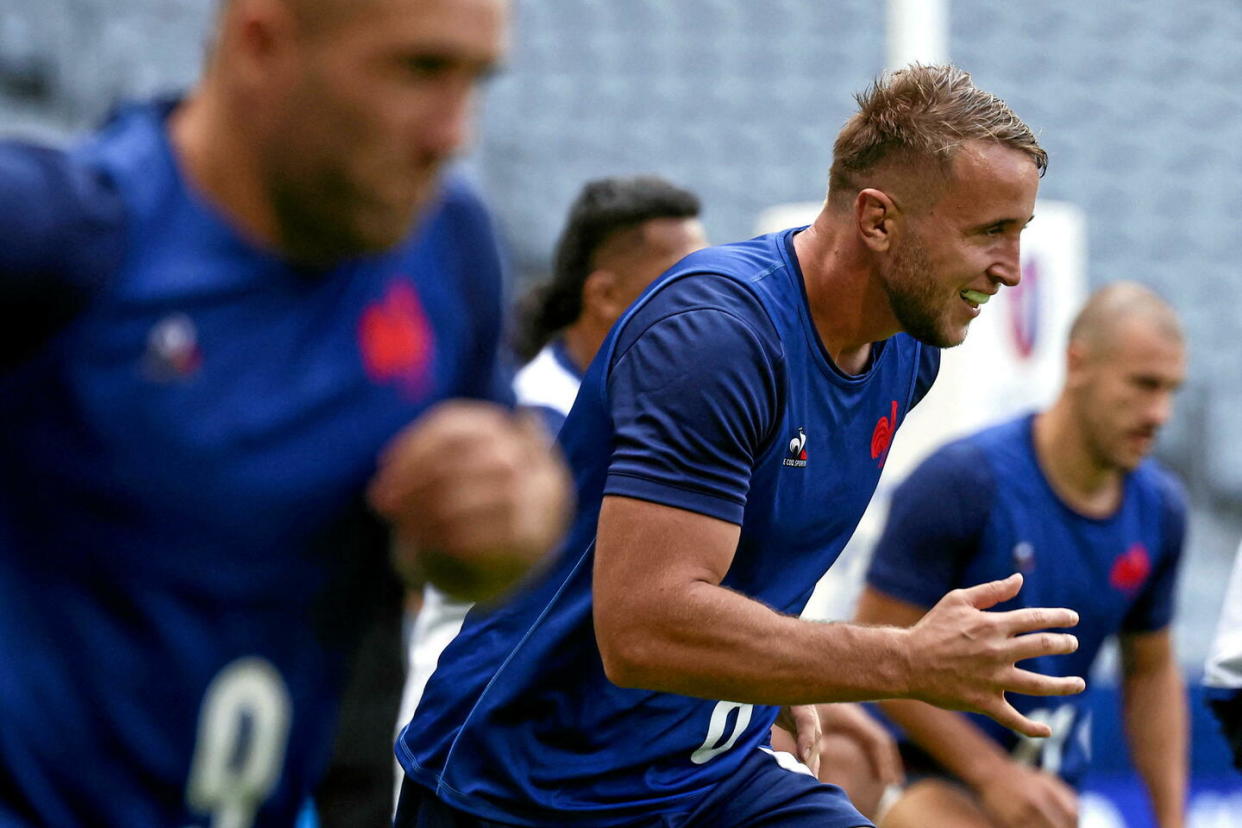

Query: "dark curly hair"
<box><xmin>512</xmin><ymin>175</ymin><xmax>700</xmax><ymax>363</ymax></box>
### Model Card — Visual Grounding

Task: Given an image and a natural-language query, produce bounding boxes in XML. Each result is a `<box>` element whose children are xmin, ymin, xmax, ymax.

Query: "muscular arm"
<box><xmin>592</xmin><ymin>496</ymin><xmax>1084</xmax><ymax>736</ymax></box>
<box><xmin>1120</xmin><ymin>628</ymin><xmax>1187</xmax><ymax>828</ymax></box>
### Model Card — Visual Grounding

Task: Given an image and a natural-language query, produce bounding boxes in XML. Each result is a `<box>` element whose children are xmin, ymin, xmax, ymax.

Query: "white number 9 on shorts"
<box><xmin>186</xmin><ymin>657</ymin><xmax>292</xmax><ymax>828</ymax></box>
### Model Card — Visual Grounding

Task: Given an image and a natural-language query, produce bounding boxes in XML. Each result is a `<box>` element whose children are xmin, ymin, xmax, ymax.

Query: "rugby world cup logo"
<box><xmin>1008</xmin><ymin>255</ymin><xmax>1040</xmax><ymax>359</ymax></box>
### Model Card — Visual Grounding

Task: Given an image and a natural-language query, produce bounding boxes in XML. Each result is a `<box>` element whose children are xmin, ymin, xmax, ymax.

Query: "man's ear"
<box><xmin>1064</xmin><ymin>340</ymin><xmax>1091</xmax><ymax>390</ymax></box>
<box><xmin>219</xmin><ymin>0</ymin><xmax>300</xmax><ymax>89</ymax></box>
<box><xmin>855</xmin><ymin>188</ymin><xmax>898</xmax><ymax>253</ymax></box>
<box><xmin>581</xmin><ymin>269</ymin><xmax>621</xmax><ymax>321</ymax></box>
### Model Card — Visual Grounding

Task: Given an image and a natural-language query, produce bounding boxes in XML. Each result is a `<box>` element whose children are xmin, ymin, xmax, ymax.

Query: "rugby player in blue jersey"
<box><xmin>402</xmin><ymin>175</ymin><xmax>901</xmax><ymax>817</ymax></box>
<box><xmin>0</xmin><ymin>0</ymin><xmax>571</xmax><ymax>826</ymax></box>
<box><xmin>860</xmin><ymin>283</ymin><xmax>1189</xmax><ymax>828</ymax></box>
<box><xmin>396</xmin><ymin>65</ymin><xmax>1086</xmax><ymax>828</ymax></box>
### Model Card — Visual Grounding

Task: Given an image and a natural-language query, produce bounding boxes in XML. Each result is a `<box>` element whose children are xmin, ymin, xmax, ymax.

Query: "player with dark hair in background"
<box><xmin>859</xmin><ymin>282</ymin><xmax>1189</xmax><ymax>828</ymax></box>
<box><xmin>395</xmin><ymin>64</ymin><xmax>1086</xmax><ymax>828</ymax></box>
<box><xmin>511</xmin><ymin>174</ymin><xmax>707</xmax><ymax>433</ymax></box>
<box><xmin>0</xmin><ymin>0</ymin><xmax>571</xmax><ymax>825</ymax></box>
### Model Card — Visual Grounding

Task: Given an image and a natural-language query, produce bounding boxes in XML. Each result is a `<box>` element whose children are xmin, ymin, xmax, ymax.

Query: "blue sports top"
<box><xmin>0</xmin><ymin>101</ymin><xmax>510</xmax><ymax>827</ymax></box>
<box><xmin>867</xmin><ymin>414</ymin><xmax>1187</xmax><ymax>786</ymax></box>
<box><xmin>399</xmin><ymin>229</ymin><xmax>940</xmax><ymax>826</ymax></box>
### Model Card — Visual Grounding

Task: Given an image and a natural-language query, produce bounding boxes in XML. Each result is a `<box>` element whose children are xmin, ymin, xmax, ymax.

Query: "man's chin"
<box><xmin>908</xmin><ymin>321</ymin><xmax>968</xmax><ymax>349</ymax></box>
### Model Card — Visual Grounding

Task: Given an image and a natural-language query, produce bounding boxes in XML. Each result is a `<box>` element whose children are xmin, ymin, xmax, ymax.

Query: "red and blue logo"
<box><xmin>870</xmin><ymin>401</ymin><xmax>899</xmax><ymax>468</ymax></box>
<box><xmin>1007</xmin><ymin>255</ymin><xmax>1041</xmax><ymax>359</ymax></box>
<box><xmin>1109</xmin><ymin>542</ymin><xmax>1151</xmax><ymax>593</ymax></box>
<box><xmin>358</xmin><ymin>279</ymin><xmax>435</xmax><ymax>397</ymax></box>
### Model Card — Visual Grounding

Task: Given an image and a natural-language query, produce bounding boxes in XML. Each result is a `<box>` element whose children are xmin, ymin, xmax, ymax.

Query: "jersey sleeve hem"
<box><xmin>862</xmin><ymin>571</ymin><xmax>940</xmax><ymax>611</ymax></box>
<box><xmin>604</xmin><ymin>472</ymin><xmax>746</xmax><ymax>526</ymax></box>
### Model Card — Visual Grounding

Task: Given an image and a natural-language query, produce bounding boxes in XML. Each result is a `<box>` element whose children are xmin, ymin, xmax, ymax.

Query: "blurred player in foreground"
<box><xmin>1206</xmin><ymin>541</ymin><xmax>1242</xmax><ymax>770</ymax></box>
<box><xmin>395</xmin><ymin>64</ymin><xmax>1085</xmax><ymax>828</ymax></box>
<box><xmin>0</xmin><ymin>0</ymin><xmax>570</xmax><ymax>825</ymax></box>
<box><xmin>859</xmin><ymin>282</ymin><xmax>1189</xmax><ymax>828</ymax></box>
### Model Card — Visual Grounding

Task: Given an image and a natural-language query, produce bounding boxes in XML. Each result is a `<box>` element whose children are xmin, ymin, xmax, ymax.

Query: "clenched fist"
<box><xmin>368</xmin><ymin>401</ymin><xmax>574</xmax><ymax>603</ymax></box>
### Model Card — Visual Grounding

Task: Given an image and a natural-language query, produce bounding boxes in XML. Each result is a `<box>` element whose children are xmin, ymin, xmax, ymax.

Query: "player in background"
<box><xmin>511</xmin><ymin>175</ymin><xmax>707</xmax><ymax>433</ymax></box>
<box><xmin>0</xmin><ymin>0</ymin><xmax>570</xmax><ymax>825</ymax></box>
<box><xmin>1206</xmin><ymin>540</ymin><xmax>1242</xmax><ymax>770</ymax></box>
<box><xmin>396</xmin><ymin>64</ymin><xmax>1085</xmax><ymax>828</ymax></box>
<box><xmin>859</xmin><ymin>283</ymin><xmax>1189</xmax><ymax>828</ymax></box>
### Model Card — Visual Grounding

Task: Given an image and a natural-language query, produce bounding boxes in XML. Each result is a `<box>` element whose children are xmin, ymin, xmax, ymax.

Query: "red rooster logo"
<box><xmin>870</xmin><ymin>400</ymin><xmax>899</xmax><ymax>468</ymax></box>
<box><xmin>359</xmin><ymin>279</ymin><xmax>434</xmax><ymax>396</ymax></box>
<box><xmin>1110</xmin><ymin>543</ymin><xmax>1151</xmax><ymax>593</ymax></box>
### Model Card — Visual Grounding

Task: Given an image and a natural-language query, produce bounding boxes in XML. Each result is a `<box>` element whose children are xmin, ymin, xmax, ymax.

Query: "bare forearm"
<box><xmin>604</xmin><ymin>579</ymin><xmax>913</xmax><ymax>705</ymax></box>
<box><xmin>1123</xmin><ymin>662</ymin><xmax>1187</xmax><ymax>828</ymax></box>
<box><xmin>596</xmin><ymin>500</ymin><xmax>1083</xmax><ymax>737</ymax></box>
<box><xmin>877</xmin><ymin>698</ymin><xmax>1010</xmax><ymax>789</ymax></box>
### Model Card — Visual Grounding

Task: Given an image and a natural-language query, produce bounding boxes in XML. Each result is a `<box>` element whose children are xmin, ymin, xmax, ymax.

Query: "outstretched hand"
<box><xmin>905</xmin><ymin>573</ymin><xmax>1085</xmax><ymax>738</ymax></box>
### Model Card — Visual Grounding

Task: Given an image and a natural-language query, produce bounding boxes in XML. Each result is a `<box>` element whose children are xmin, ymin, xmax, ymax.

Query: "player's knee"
<box><xmin>878</xmin><ymin>779</ymin><xmax>991</xmax><ymax>828</ymax></box>
<box><xmin>819</xmin><ymin>733</ymin><xmax>884</xmax><ymax>818</ymax></box>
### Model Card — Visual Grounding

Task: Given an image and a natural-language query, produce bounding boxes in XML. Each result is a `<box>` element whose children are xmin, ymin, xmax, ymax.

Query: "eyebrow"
<box><xmin>975</xmin><ymin>214</ymin><xmax>1036</xmax><ymax>233</ymax></box>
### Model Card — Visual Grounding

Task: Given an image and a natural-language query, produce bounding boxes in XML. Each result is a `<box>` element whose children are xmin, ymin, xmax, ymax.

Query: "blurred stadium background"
<box><xmin>2</xmin><ymin>0</ymin><xmax>1238</xmax><ymax>824</ymax></box>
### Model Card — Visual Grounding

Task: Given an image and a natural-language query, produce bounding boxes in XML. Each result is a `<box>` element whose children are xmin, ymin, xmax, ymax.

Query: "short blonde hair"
<box><xmin>828</xmin><ymin>64</ymin><xmax>1046</xmax><ymax>207</ymax></box>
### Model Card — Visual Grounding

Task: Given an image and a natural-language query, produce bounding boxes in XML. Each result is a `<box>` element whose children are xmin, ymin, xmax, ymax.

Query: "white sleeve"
<box><xmin>1205</xmin><ymin>540</ymin><xmax>1242</xmax><ymax>689</ymax></box>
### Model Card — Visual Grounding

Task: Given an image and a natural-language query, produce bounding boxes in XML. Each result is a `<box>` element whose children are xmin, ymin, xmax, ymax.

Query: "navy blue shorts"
<box><xmin>394</xmin><ymin>748</ymin><xmax>872</xmax><ymax>828</ymax></box>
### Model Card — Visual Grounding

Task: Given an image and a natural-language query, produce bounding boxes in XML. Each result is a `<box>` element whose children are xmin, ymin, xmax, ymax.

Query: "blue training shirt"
<box><xmin>866</xmin><ymin>414</ymin><xmax>1187</xmax><ymax>787</ymax></box>
<box><xmin>0</xmin><ymin>101</ymin><xmax>510</xmax><ymax>827</ymax></box>
<box><xmin>400</xmin><ymin>229</ymin><xmax>940</xmax><ymax>826</ymax></box>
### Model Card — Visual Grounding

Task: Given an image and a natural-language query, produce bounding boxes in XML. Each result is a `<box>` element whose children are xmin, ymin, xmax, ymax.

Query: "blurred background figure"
<box><xmin>858</xmin><ymin>283</ymin><xmax>1189</xmax><ymax>828</ymax></box>
<box><xmin>0</xmin><ymin>0</ymin><xmax>571</xmax><ymax>825</ymax></box>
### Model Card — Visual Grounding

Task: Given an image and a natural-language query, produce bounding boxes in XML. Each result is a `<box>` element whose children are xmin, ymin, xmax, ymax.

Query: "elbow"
<box><xmin>596</xmin><ymin>615</ymin><xmax>661</xmax><ymax>690</ymax></box>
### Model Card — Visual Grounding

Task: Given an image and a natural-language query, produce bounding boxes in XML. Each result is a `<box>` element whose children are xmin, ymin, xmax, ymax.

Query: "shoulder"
<box><xmin>961</xmin><ymin>415</ymin><xmax>1035</xmax><ymax>463</ymax></box>
<box><xmin>1133</xmin><ymin>458</ymin><xmax>1187</xmax><ymax>505</ymax></box>
<box><xmin>914</xmin><ymin>432</ymin><xmax>998</xmax><ymax>487</ymax></box>
<box><xmin>514</xmin><ymin>344</ymin><xmax>581</xmax><ymax>416</ymax></box>
<box><xmin>615</xmin><ymin>268</ymin><xmax>781</xmax><ymax>355</ymax></box>
<box><xmin>0</xmin><ymin>139</ymin><xmax>127</xmax><ymax>279</ymax></box>
<box><xmin>425</xmin><ymin>170</ymin><xmax>497</xmax><ymax>241</ymax></box>
<box><xmin>1132</xmin><ymin>458</ymin><xmax>1189</xmax><ymax>532</ymax></box>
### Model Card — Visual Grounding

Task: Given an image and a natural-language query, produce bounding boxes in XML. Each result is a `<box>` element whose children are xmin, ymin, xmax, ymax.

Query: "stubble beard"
<box><xmin>882</xmin><ymin>233</ymin><xmax>961</xmax><ymax>349</ymax></box>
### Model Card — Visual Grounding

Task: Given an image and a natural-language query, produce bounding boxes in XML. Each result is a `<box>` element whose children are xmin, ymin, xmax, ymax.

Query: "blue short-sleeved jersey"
<box><xmin>866</xmin><ymin>414</ymin><xmax>1187</xmax><ymax>786</ymax></box>
<box><xmin>0</xmin><ymin>101</ymin><xmax>510</xmax><ymax>827</ymax></box>
<box><xmin>399</xmin><ymin>229</ymin><xmax>939</xmax><ymax>826</ymax></box>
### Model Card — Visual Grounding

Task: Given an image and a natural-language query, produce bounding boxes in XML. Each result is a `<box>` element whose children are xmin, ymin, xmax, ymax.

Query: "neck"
<box><xmin>1032</xmin><ymin>402</ymin><xmax>1124</xmax><ymax>517</ymax></box>
<box><xmin>168</xmin><ymin>85</ymin><xmax>281</xmax><ymax>252</ymax></box>
<box><xmin>792</xmin><ymin>214</ymin><xmax>901</xmax><ymax>375</ymax></box>
<box><xmin>560</xmin><ymin>322</ymin><xmax>606</xmax><ymax>374</ymax></box>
